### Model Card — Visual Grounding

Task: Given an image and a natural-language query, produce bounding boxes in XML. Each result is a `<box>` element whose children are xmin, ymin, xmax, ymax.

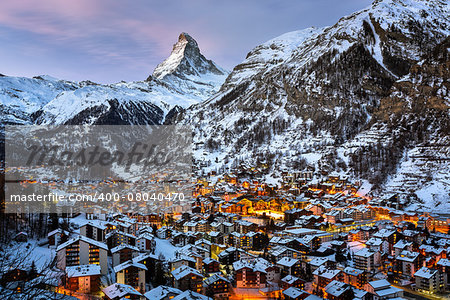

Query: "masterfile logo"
<box><xmin>4</xmin><ymin>125</ymin><xmax>192</xmax><ymax>213</ymax></box>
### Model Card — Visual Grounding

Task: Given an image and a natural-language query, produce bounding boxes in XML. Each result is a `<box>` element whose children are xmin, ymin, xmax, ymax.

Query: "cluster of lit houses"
<box><xmin>5</xmin><ymin>166</ymin><xmax>450</xmax><ymax>300</ymax></box>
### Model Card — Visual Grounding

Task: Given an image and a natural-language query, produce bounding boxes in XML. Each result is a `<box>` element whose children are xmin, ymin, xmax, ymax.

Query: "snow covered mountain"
<box><xmin>183</xmin><ymin>0</ymin><xmax>449</xmax><ymax>211</ymax></box>
<box><xmin>0</xmin><ymin>33</ymin><xmax>228</xmax><ymax>125</ymax></box>
<box><xmin>152</xmin><ymin>32</ymin><xmax>228</xmax><ymax>98</ymax></box>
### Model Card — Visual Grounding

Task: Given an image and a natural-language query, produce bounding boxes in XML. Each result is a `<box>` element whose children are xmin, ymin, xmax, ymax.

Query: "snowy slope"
<box><xmin>184</xmin><ymin>0</ymin><xmax>450</xmax><ymax>210</ymax></box>
<box><xmin>0</xmin><ymin>75</ymin><xmax>77</xmax><ymax>124</ymax></box>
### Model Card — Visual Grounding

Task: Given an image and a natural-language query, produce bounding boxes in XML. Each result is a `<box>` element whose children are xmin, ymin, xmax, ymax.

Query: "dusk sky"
<box><xmin>0</xmin><ymin>0</ymin><xmax>373</xmax><ymax>84</ymax></box>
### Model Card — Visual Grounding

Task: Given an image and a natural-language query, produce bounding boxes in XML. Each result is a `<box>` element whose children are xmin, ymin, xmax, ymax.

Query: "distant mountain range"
<box><xmin>1</xmin><ymin>0</ymin><xmax>449</xmax><ymax>212</ymax></box>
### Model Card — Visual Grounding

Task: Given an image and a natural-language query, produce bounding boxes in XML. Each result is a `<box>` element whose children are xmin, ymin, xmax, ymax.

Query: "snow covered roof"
<box><xmin>203</xmin><ymin>273</ymin><xmax>230</xmax><ymax>286</ymax></box>
<box><xmin>113</xmin><ymin>260</ymin><xmax>147</xmax><ymax>273</ymax></box>
<box><xmin>281</xmin><ymin>275</ymin><xmax>302</xmax><ymax>284</ymax></box>
<box><xmin>309</xmin><ymin>257</ymin><xmax>328</xmax><ymax>267</ymax></box>
<box><xmin>171</xmin><ymin>265</ymin><xmax>203</xmax><ymax>280</ymax></box>
<box><xmin>65</xmin><ymin>264</ymin><xmax>101</xmax><ymax>278</ymax></box>
<box><xmin>233</xmin><ymin>258</ymin><xmax>272</xmax><ymax>273</ymax></box>
<box><xmin>396</xmin><ymin>250</ymin><xmax>419</xmax><ymax>262</ymax></box>
<box><xmin>144</xmin><ymin>285</ymin><xmax>182</xmax><ymax>300</ymax></box>
<box><xmin>393</xmin><ymin>239</ymin><xmax>412</xmax><ymax>249</ymax></box>
<box><xmin>282</xmin><ymin>287</ymin><xmax>308</xmax><ymax>299</ymax></box>
<box><xmin>277</xmin><ymin>257</ymin><xmax>299</xmax><ymax>267</ymax></box>
<box><xmin>79</xmin><ymin>221</ymin><xmax>107</xmax><ymax>230</ymax></box>
<box><xmin>355</xmin><ymin>248</ymin><xmax>376</xmax><ymax>258</ymax></box>
<box><xmin>312</xmin><ymin>266</ymin><xmax>341</xmax><ymax>279</ymax></box>
<box><xmin>373</xmin><ymin>229</ymin><xmax>395</xmax><ymax>238</ymax></box>
<box><xmin>369</xmin><ymin>279</ymin><xmax>390</xmax><ymax>290</ymax></box>
<box><xmin>366</xmin><ymin>237</ymin><xmax>383</xmax><ymax>247</ymax></box>
<box><xmin>56</xmin><ymin>235</ymin><xmax>108</xmax><ymax>252</ymax></box>
<box><xmin>343</xmin><ymin>267</ymin><xmax>364</xmax><ymax>276</ymax></box>
<box><xmin>102</xmin><ymin>283</ymin><xmax>142</xmax><ymax>299</ymax></box>
<box><xmin>110</xmin><ymin>243</ymin><xmax>139</xmax><ymax>254</ymax></box>
<box><xmin>414</xmin><ymin>267</ymin><xmax>438</xmax><ymax>279</ymax></box>
<box><xmin>325</xmin><ymin>280</ymin><xmax>349</xmax><ymax>297</ymax></box>
<box><xmin>375</xmin><ymin>286</ymin><xmax>402</xmax><ymax>297</ymax></box>
<box><xmin>203</xmin><ymin>257</ymin><xmax>218</xmax><ymax>265</ymax></box>
<box><xmin>437</xmin><ymin>258</ymin><xmax>450</xmax><ymax>267</ymax></box>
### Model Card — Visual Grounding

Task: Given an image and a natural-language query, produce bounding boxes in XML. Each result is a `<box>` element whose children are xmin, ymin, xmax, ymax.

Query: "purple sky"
<box><xmin>0</xmin><ymin>0</ymin><xmax>372</xmax><ymax>83</ymax></box>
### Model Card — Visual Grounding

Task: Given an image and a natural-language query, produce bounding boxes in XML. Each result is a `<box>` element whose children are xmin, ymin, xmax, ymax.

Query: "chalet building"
<box><xmin>235</xmin><ymin>219</ymin><xmax>258</xmax><ymax>234</ymax></box>
<box><xmin>393</xmin><ymin>240</ymin><xmax>413</xmax><ymax>256</ymax></box>
<box><xmin>281</xmin><ymin>275</ymin><xmax>305</xmax><ymax>290</ymax></box>
<box><xmin>354</xmin><ymin>248</ymin><xmax>380</xmax><ymax>272</ymax></box>
<box><xmin>365</xmin><ymin>237</ymin><xmax>386</xmax><ymax>253</ymax></box>
<box><xmin>115</xmin><ymin>220</ymin><xmax>137</xmax><ymax>235</ymax></box>
<box><xmin>312</xmin><ymin>266</ymin><xmax>342</xmax><ymax>289</ymax></box>
<box><xmin>373</xmin><ymin>229</ymin><xmax>402</xmax><ymax>254</ymax></box>
<box><xmin>324</xmin><ymin>280</ymin><xmax>356</xmax><ymax>300</ymax></box>
<box><xmin>157</xmin><ymin>227</ymin><xmax>173</xmax><ymax>239</ymax></box>
<box><xmin>103</xmin><ymin>283</ymin><xmax>143</xmax><ymax>300</ymax></box>
<box><xmin>171</xmin><ymin>265</ymin><xmax>204</xmax><ymax>293</ymax></box>
<box><xmin>106</xmin><ymin>230</ymin><xmax>137</xmax><ymax>249</ymax></box>
<box><xmin>56</xmin><ymin>235</ymin><xmax>108</xmax><ymax>274</ymax></box>
<box><xmin>137</xmin><ymin>233</ymin><xmax>156</xmax><ymax>252</ymax></box>
<box><xmin>414</xmin><ymin>267</ymin><xmax>443</xmax><ymax>293</ymax></box>
<box><xmin>218</xmin><ymin>247</ymin><xmax>241</xmax><ymax>265</ymax></box>
<box><xmin>203</xmin><ymin>274</ymin><xmax>230</xmax><ymax>299</ymax></box>
<box><xmin>133</xmin><ymin>213</ymin><xmax>162</xmax><ymax>225</ymax></box>
<box><xmin>203</xmin><ymin>257</ymin><xmax>220</xmax><ymax>274</ymax></box>
<box><xmin>14</xmin><ymin>232</ymin><xmax>28</xmax><ymax>242</ymax></box>
<box><xmin>169</xmin><ymin>255</ymin><xmax>197</xmax><ymax>272</ymax></box>
<box><xmin>343</xmin><ymin>267</ymin><xmax>367</xmax><ymax>289</ymax></box>
<box><xmin>111</xmin><ymin>244</ymin><xmax>139</xmax><ymax>267</ymax></box>
<box><xmin>395</xmin><ymin>250</ymin><xmax>423</xmax><ymax>279</ymax></box>
<box><xmin>309</xmin><ymin>257</ymin><xmax>328</xmax><ymax>272</ymax></box>
<box><xmin>437</xmin><ymin>258</ymin><xmax>450</xmax><ymax>291</ymax></box>
<box><xmin>269</xmin><ymin>246</ymin><xmax>305</xmax><ymax>263</ymax></box>
<box><xmin>365</xmin><ymin>279</ymin><xmax>403</xmax><ymax>298</ymax></box>
<box><xmin>114</xmin><ymin>259</ymin><xmax>147</xmax><ymax>293</ymax></box>
<box><xmin>233</xmin><ymin>258</ymin><xmax>279</xmax><ymax>289</ymax></box>
<box><xmin>47</xmin><ymin>229</ymin><xmax>69</xmax><ymax>247</ymax></box>
<box><xmin>277</xmin><ymin>257</ymin><xmax>302</xmax><ymax>277</ymax></box>
<box><xmin>284</xmin><ymin>208</ymin><xmax>312</xmax><ymax>225</ymax></box>
<box><xmin>79</xmin><ymin>222</ymin><xmax>106</xmax><ymax>242</ymax></box>
<box><xmin>65</xmin><ymin>264</ymin><xmax>101</xmax><ymax>294</ymax></box>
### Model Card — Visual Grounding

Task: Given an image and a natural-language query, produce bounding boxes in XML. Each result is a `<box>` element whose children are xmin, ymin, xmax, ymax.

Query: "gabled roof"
<box><xmin>113</xmin><ymin>260</ymin><xmax>147</xmax><ymax>273</ymax></box>
<box><xmin>368</xmin><ymin>279</ymin><xmax>390</xmax><ymax>290</ymax></box>
<box><xmin>110</xmin><ymin>243</ymin><xmax>139</xmax><ymax>254</ymax></box>
<box><xmin>66</xmin><ymin>264</ymin><xmax>101</xmax><ymax>278</ymax></box>
<box><xmin>203</xmin><ymin>273</ymin><xmax>230</xmax><ymax>286</ymax></box>
<box><xmin>56</xmin><ymin>235</ymin><xmax>108</xmax><ymax>252</ymax></box>
<box><xmin>102</xmin><ymin>283</ymin><xmax>142</xmax><ymax>298</ymax></box>
<box><xmin>277</xmin><ymin>257</ymin><xmax>299</xmax><ymax>267</ymax></box>
<box><xmin>312</xmin><ymin>266</ymin><xmax>340</xmax><ymax>279</ymax></box>
<box><xmin>171</xmin><ymin>265</ymin><xmax>203</xmax><ymax>280</ymax></box>
<box><xmin>414</xmin><ymin>267</ymin><xmax>438</xmax><ymax>279</ymax></box>
<box><xmin>144</xmin><ymin>285</ymin><xmax>182</xmax><ymax>300</ymax></box>
<box><xmin>325</xmin><ymin>280</ymin><xmax>350</xmax><ymax>297</ymax></box>
<box><xmin>281</xmin><ymin>275</ymin><xmax>302</xmax><ymax>284</ymax></box>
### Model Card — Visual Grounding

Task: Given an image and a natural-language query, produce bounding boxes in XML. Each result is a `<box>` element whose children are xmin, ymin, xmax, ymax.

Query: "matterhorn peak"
<box><xmin>152</xmin><ymin>32</ymin><xmax>227</xmax><ymax>81</ymax></box>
